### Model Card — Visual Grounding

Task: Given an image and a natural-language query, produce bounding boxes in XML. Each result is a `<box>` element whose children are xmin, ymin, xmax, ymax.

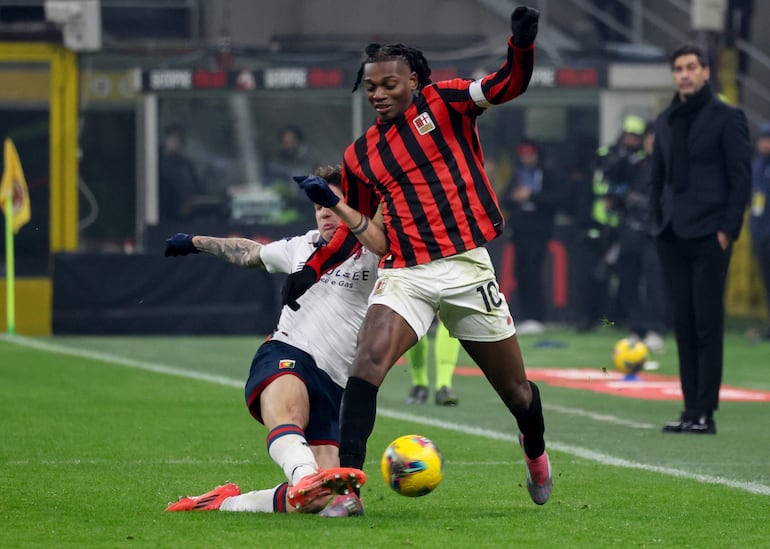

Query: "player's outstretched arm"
<box><xmin>193</xmin><ymin>236</ymin><xmax>265</xmax><ymax>268</ymax></box>
<box><xmin>165</xmin><ymin>232</ymin><xmax>264</xmax><ymax>268</ymax></box>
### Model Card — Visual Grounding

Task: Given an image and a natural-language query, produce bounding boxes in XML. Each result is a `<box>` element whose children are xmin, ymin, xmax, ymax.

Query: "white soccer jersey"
<box><xmin>260</xmin><ymin>230</ymin><xmax>378</xmax><ymax>387</ymax></box>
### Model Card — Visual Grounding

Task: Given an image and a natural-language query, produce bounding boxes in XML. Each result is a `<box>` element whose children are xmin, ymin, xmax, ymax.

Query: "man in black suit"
<box><xmin>650</xmin><ymin>44</ymin><xmax>751</xmax><ymax>435</ymax></box>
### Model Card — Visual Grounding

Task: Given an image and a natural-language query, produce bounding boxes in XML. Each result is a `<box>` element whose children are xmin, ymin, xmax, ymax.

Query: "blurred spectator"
<box><xmin>563</xmin><ymin>135</ymin><xmax>598</xmax><ymax>328</ymax></box>
<box><xmin>264</xmin><ymin>125</ymin><xmax>318</xmax><ymax>188</ymax></box>
<box><xmin>616</xmin><ymin>122</ymin><xmax>667</xmax><ymax>351</ymax></box>
<box><xmin>602</xmin><ymin>115</ymin><xmax>646</xmax><ymax>199</ymax></box>
<box><xmin>159</xmin><ymin>123</ymin><xmax>225</xmax><ymax>224</ymax></box>
<box><xmin>574</xmin><ymin>116</ymin><xmax>645</xmax><ymax>331</ymax></box>
<box><xmin>749</xmin><ymin>122</ymin><xmax>770</xmax><ymax>340</ymax></box>
<box><xmin>604</xmin><ymin>115</ymin><xmax>647</xmax><ymax>327</ymax></box>
<box><xmin>264</xmin><ymin>125</ymin><xmax>320</xmax><ymax>224</ymax></box>
<box><xmin>501</xmin><ymin>138</ymin><xmax>566</xmax><ymax>334</ymax></box>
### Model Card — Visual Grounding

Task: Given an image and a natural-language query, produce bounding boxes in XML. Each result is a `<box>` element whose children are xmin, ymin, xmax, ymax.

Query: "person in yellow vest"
<box><xmin>615</xmin><ymin>122</ymin><xmax>668</xmax><ymax>352</ymax></box>
<box><xmin>575</xmin><ymin>115</ymin><xmax>645</xmax><ymax>331</ymax></box>
<box><xmin>405</xmin><ymin>316</ymin><xmax>461</xmax><ymax>406</ymax></box>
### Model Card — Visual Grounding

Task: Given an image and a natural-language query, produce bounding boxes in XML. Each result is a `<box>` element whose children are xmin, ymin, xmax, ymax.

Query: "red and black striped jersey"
<box><xmin>305</xmin><ymin>38</ymin><xmax>534</xmax><ymax>277</ymax></box>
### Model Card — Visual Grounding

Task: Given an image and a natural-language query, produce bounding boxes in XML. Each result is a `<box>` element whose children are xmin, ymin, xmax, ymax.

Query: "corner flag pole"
<box><xmin>2</xmin><ymin>137</ymin><xmax>31</xmax><ymax>334</ymax></box>
<box><xmin>3</xmin><ymin>187</ymin><xmax>15</xmax><ymax>334</ymax></box>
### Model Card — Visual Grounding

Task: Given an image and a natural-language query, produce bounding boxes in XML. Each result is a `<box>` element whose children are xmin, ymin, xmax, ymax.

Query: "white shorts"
<box><xmin>368</xmin><ymin>247</ymin><xmax>516</xmax><ymax>342</ymax></box>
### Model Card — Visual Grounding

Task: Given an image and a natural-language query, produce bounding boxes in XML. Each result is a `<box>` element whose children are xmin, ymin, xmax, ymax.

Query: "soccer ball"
<box><xmin>380</xmin><ymin>434</ymin><xmax>443</xmax><ymax>497</ymax></box>
<box><xmin>612</xmin><ymin>337</ymin><xmax>649</xmax><ymax>374</ymax></box>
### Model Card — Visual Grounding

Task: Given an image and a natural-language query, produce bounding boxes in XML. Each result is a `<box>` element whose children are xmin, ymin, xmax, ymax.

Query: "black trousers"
<box><xmin>513</xmin><ymin>233</ymin><xmax>549</xmax><ymax>322</ymax></box>
<box><xmin>573</xmin><ymin>235</ymin><xmax>612</xmax><ymax>328</ymax></box>
<box><xmin>655</xmin><ymin>230</ymin><xmax>732</xmax><ymax>415</ymax></box>
<box><xmin>617</xmin><ymin>231</ymin><xmax>667</xmax><ymax>336</ymax></box>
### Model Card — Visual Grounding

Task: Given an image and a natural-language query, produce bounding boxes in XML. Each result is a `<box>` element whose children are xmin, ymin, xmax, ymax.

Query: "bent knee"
<box><xmin>350</xmin><ymin>361</ymin><xmax>390</xmax><ymax>386</ymax></box>
<box><xmin>503</xmin><ymin>380</ymin><xmax>533</xmax><ymax>413</ymax></box>
<box><xmin>351</xmin><ymin>348</ymin><xmax>398</xmax><ymax>386</ymax></box>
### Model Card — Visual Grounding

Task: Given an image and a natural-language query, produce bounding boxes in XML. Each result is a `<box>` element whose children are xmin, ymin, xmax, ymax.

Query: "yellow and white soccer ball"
<box><xmin>380</xmin><ymin>434</ymin><xmax>443</xmax><ymax>497</ymax></box>
<box><xmin>612</xmin><ymin>337</ymin><xmax>649</xmax><ymax>374</ymax></box>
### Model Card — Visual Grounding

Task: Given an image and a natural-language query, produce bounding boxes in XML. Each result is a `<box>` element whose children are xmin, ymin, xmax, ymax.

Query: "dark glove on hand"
<box><xmin>510</xmin><ymin>6</ymin><xmax>539</xmax><ymax>48</ymax></box>
<box><xmin>281</xmin><ymin>265</ymin><xmax>318</xmax><ymax>311</ymax></box>
<box><xmin>165</xmin><ymin>233</ymin><xmax>199</xmax><ymax>257</ymax></box>
<box><xmin>293</xmin><ymin>175</ymin><xmax>340</xmax><ymax>208</ymax></box>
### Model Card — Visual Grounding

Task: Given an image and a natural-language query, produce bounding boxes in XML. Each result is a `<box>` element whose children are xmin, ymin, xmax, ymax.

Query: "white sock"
<box><xmin>219</xmin><ymin>485</ymin><xmax>282</xmax><ymax>513</ymax></box>
<box><xmin>266</xmin><ymin>424</ymin><xmax>318</xmax><ymax>486</ymax></box>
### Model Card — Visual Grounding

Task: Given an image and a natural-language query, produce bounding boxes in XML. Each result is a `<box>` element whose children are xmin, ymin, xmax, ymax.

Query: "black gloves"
<box><xmin>293</xmin><ymin>175</ymin><xmax>340</xmax><ymax>208</ymax></box>
<box><xmin>281</xmin><ymin>265</ymin><xmax>318</xmax><ymax>311</ymax></box>
<box><xmin>511</xmin><ymin>6</ymin><xmax>539</xmax><ymax>48</ymax></box>
<box><xmin>165</xmin><ymin>233</ymin><xmax>199</xmax><ymax>256</ymax></box>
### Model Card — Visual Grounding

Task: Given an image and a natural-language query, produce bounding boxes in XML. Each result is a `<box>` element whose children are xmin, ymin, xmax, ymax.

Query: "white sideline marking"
<box><xmin>544</xmin><ymin>403</ymin><xmax>655</xmax><ymax>429</ymax></box>
<box><xmin>377</xmin><ymin>409</ymin><xmax>770</xmax><ymax>497</ymax></box>
<box><xmin>4</xmin><ymin>335</ymin><xmax>769</xmax><ymax>497</ymax></box>
<box><xmin>1</xmin><ymin>334</ymin><xmax>243</xmax><ymax>389</ymax></box>
<box><xmin>8</xmin><ymin>458</ymin><xmax>253</xmax><ymax>466</ymax></box>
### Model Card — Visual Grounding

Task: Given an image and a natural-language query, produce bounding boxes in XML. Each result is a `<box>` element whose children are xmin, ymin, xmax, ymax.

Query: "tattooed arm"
<box><xmin>192</xmin><ymin>236</ymin><xmax>265</xmax><ymax>269</ymax></box>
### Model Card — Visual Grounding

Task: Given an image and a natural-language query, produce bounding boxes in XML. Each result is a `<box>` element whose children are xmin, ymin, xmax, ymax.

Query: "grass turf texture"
<box><xmin>1</xmin><ymin>328</ymin><xmax>768</xmax><ymax>548</ymax></box>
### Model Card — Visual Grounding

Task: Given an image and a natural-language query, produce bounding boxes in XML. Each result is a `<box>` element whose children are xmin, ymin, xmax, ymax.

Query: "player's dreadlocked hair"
<box><xmin>352</xmin><ymin>43</ymin><xmax>433</xmax><ymax>92</ymax></box>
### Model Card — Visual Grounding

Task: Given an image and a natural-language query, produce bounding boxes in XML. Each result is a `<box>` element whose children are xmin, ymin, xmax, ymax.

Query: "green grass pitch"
<box><xmin>1</xmin><ymin>327</ymin><xmax>768</xmax><ymax>548</ymax></box>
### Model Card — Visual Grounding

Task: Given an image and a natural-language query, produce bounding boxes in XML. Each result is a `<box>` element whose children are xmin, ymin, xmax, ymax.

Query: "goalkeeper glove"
<box><xmin>165</xmin><ymin>233</ymin><xmax>199</xmax><ymax>257</ymax></box>
<box><xmin>510</xmin><ymin>6</ymin><xmax>539</xmax><ymax>48</ymax></box>
<box><xmin>281</xmin><ymin>265</ymin><xmax>318</xmax><ymax>311</ymax></box>
<box><xmin>293</xmin><ymin>175</ymin><xmax>340</xmax><ymax>208</ymax></box>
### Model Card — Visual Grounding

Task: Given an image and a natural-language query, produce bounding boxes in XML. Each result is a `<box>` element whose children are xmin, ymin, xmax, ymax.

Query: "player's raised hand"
<box><xmin>510</xmin><ymin>6</ymin><xmax>539</xmax><ymax>48</ymax></box>
<box><xmin>165</xmin><ymin>233</ymin><xmax>199</xmax><ymax>257</ymax></box>
<box><xmin>293</xmin><ymin>175</ymin><xmax>340</xmax><ymax>208</ymax></box>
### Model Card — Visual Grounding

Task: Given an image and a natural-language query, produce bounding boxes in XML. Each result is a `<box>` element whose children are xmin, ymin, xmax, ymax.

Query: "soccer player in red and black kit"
<box><xmin>284</xmin><ymin>5</ymin><xmax>552</xmax><ymax>514</ymax></box>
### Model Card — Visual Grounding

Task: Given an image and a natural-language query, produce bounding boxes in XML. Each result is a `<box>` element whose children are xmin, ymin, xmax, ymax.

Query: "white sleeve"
<box><xmin>259</xmin><ymin>238</ymin><xmax>295</xmax><ymax>274</ymax></box>
<box><xmin>259</xmin><ymin>230</ymin><xmax>319</xmax><ymax>274</ymax></box>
